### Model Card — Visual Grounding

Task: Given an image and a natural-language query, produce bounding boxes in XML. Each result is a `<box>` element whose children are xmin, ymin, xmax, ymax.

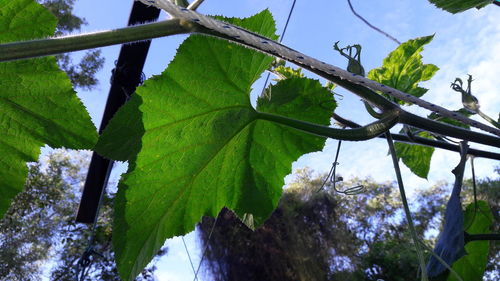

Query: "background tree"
<box><xmin>198</xmin><ymin>167</ymin><xmax>499</xmax><ymax>281</ymax></box>
<box><xmin>37</xmin><ymin>0</ymin><xmax>104</xmax><ymax>90</ymax></box>
<box><xmin>0</xmin><ymin>151</ymin><xmax>86</xmax><ymax>280</ymax></box>
<box><xmin>0</xmin><ymin>151</ymin><xmax>166</xmax><ymax>281</ymax></box>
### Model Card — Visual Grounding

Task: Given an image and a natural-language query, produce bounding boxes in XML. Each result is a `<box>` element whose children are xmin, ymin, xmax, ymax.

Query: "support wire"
<box><xmin>259</xmin><ymin>0</ymin><xmax>298</xmax><ymax>98</ymax></box>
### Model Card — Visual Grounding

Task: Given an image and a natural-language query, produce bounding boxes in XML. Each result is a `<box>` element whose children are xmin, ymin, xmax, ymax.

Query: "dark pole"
<box><xmin>76</xmin><ymin>1</ymin><xmax>161</xmax><ymax>223</ymax></box>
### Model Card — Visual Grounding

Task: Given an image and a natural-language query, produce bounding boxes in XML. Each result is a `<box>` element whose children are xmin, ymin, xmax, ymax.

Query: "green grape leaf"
<box><xmin>446</xmin><ymin>201</ymin><xmax>493</xmax><ymax>281</ymax></box>
<box><xmin>368</xmin><ymin>35</ymin><xmax>439</xmax><ymax>105</ymax></box>
<box><xmin>0</xmin><ymin>0</ymin><xmax>97</xmax><ymax>218</ymax></box>
<box><xmin>394</xmin><ymin>131</ymin><xmax>434</xmax><ymax>179</ymax></box>
<box><xmin>428</xmin><ymin>0</ymin><xmax>493</xmax><ymax>14</ymax></box>
<box><xmin>95</xmin><ymin>11</ymin><xmax>335</xmax><ymax>281</ymax></box>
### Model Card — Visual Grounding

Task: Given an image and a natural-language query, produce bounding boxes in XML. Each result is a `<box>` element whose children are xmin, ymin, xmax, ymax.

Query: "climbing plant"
<box><xmin>0</xmin><ymin>0</ymin><xmax>498</xmax><ymax>280</ymax></box>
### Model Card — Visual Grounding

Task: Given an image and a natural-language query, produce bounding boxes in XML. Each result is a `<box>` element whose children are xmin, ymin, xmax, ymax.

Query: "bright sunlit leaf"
<box><xmin>96</xmin><ymin>11</ymin><xmax>335</xmax><ymax>281</ymax></box>
<box><xmin>368</xmin><ymin>35</ymin><xmax>438</xmax><ymax>105</ymax></box>
<box><xmin>368</xmin><ymin>35</ymin><xmax>438</xmax><ymax>178</ymax></box>
<box><xmin>394</xmin><ymin>132</ymin><xmax>434</xmax><ymax>179</ymax></box>
<box><xmin>0</xmin><ymin>0</ymin><xmax>97</xmax><ymax>218</ymax></box>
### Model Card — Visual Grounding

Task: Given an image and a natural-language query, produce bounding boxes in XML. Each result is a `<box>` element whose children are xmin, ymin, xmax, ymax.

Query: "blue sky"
<box><xmin>67</xmin><ymin>1</ymin><xmax>500</xmax><ymax>280</ymax></box>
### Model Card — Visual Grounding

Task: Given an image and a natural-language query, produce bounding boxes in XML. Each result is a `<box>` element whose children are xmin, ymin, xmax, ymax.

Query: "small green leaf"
<box><xmin>368</xmin><ymin>35</ymin><xmax>439</xmax><ymax>105</ymax></box>
<box><xmin>394</xmin><ymin>131</ymin><xmax>434</xmax><ymax>178</ymax></box>
<box><xmin>369</xmin><ymin>35</ymin><xmax>438</xmax><ymax>178</ymax></box>
<box><xmin>96</xmin><ymin>11</ymin><xmax>335</xmax><ymax>281</ymax></box>
<box><xmin>446</xmin><ymin>201</ymin><xmax>493</xmax><ymax>281</ymax></box>
<box><xmin>428</xmin><ymin>0</ymin><xmax>493</xmax><ymax>14</ymax></box>
<box><xmin>428</xmin><ymin>108</ymin><xmax>472</xmax><ymax>129</ymax></box>
<box><xmin>0</xmin><ymin>0</ymin><xmax>97</xmax><ymax>218</ymax></box>
<box><xmin>273</xmin><ymin>65</ymin><xmax>305</xmax><ymax>80</ymax></box>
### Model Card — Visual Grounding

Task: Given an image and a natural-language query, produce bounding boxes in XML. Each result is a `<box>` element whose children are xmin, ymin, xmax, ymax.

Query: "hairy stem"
<box><xmin>332</xmin><ymin>113</ymin><xmax>500</xmax><ymax>160</ymax></box>
<box><xmin>1</xmin><ymin>11</ymin><xmax>498</xmax><ymax>148</ymax></box>
<box><xmin>0</xmin><ymin>19</ymin><xmax>191</xmax><ymax>62</ymax></box>
<box><xmin>257</xmin><ymin>110</ymin><xmax>399</xmax><ymax>141</ymax></box>
<box><xmin>399</xmin><ymin>111</ymin><xmax>500</xmax><ymax>148</ymax></box>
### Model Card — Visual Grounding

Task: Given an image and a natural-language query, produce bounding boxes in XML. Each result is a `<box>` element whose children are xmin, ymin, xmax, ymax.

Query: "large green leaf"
<box><xmin>96</xmin><ymin>11</ymin><xmax>335</xmax><ymax>281</ymax></box>
<box><xmin>394</xmin><ymin>132</ymin><xmax>434</xmax><ymax>179</ymax></box>
<box><xmin>0</xmin><ymin>0</ymin><xmax>97</xmax><ymax>218</ymax></box>
<box><xmin>368</xmin><ymin>35</ymin><xmax>438</xmax><ymax>105</ymax></box>
<box><xmin>428</xmin><ymin>0</ymin><xmax>493</xmax><ymax>14</ymax></box>
<box><xmin>446</xmin><ymin>201</ymin><xmax>493</xmax><ymax>281</ymax></box>
<box><xmin>368</xmin><ymin>36</ymin><xmax>438</xmax><ymax>178</ymax></box>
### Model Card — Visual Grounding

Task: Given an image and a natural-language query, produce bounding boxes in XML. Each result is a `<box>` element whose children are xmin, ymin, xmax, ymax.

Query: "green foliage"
<box><xmin>39</xmin><ymin>0</ymin><xmax>86</xmax><ymax>34</ymax></box>
<box><xmin>0</xmin><ymin>0</ymin><xmax>97</xmax><ymax>219</ymax></box>
<box><xmin>198</xmin><ymin>169</ymin><xmax>445</xmax><ymax>281</ymax></box>
<box><xmin>428</xmin><ymin>108</ymin><xmax>472</xmax><ymax>129</ymax></box>
<box><xmin>272</xmin><ymin>65</ymin><xmax>305</xmax><ymax>80</ymax></box>
<box><xmin>0</xmin><ymin>151</ymin><xmax>165</xmax><ymax>281</ymax></box>
<box><xmin>333</xmin><ymin>42</ymin><xmax>365</xmax><ymax>76</ymax></box>
<box><xmin>368</xmin><ymin>35</ymin><xmax>439</xmax><ymax>105</ymax></box>
<box><xmin>428</xmin><ymin>0</ymin><xmax>494</xmax><ymax>14</ymax></box>
<box><xmin>96</xmin><ymin>11</ymin><xmax>335</xmax><ymax>281</ymax></box>
<box><xmin>0</xmin><ymin>152</ymin><xmax>83</xmax><ymax>280</ymax></box>
<box><xmin>446</xmin><ymin>201</ymin><xmax>493</xmax><ymax>281</ymax></box>
<box><xmin>368</xmin><ymin>36</ymin><xmax>439</xmax><ymax>178</ymax></box>
<box><xmin>199</xmin><ymin>169</ymin><xmax>499</xmax><ymax>281</ymax></box>
<box><xmin>56</xmin><ymin>49</ymin><xmax>105</xmax><ymax>90</ymax></box>
<box><xmin>0</xmin><ymin>1</ymin><xmax>498</xmax><ymax>280</ymax></box>
<box><xmin>395</xmin><ymin>131</ymin><xmax>435</xmax><ymax>178</ymax></box>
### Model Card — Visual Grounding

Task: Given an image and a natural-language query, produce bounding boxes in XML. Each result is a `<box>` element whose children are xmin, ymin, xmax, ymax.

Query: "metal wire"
<box><xmin>316</xmin><ymin>138</ymin><xmax>365</xmax><ymax>195</ymax></box>
<box><xmin>182</xmin><ymin>236</ymin><xmax>198</xmax><ymax>281</ymax></box>
<box><xmin>259</xmin><ymin>0</ymin><xmax>298</xmax><ymax>99</ymax></box>
<box><xmin>193</xmin><ymin>214</ymin><xmax>219</xmax><ymax>281</ymax></box>
<box><xmin>346</xmin><ymin>0</ymin><xmax>401</xmax><ymax>44</ymax></box>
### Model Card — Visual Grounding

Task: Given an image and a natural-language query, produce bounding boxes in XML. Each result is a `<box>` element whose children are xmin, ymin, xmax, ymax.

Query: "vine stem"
<box><xmin>0</xmin><ymin>19</ymin><xmax>191</xmax><ymax>62</ymax></box>
<box><xmin>398</xmin><ymin>111</ymin><xmax>500</xmax><ymax>148</ymax></box>
<box><xmin>385</xmin><ymin>132</ymin><xmax>428</xmax><ymax>281</ymax></box>
<box><xmin>1</xmin><ymin>12</ymin><xmax>499</xmax><ymax>147</ymax></box>
<box><xmin>256</xmin><ymin>110</ymin><xmax>400</xmax><ymax>141</ymax></box>
<box><xmin>332</xmin><ymin>113</ymin><xmax>500</xmax><ymax>160</ymax></box>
